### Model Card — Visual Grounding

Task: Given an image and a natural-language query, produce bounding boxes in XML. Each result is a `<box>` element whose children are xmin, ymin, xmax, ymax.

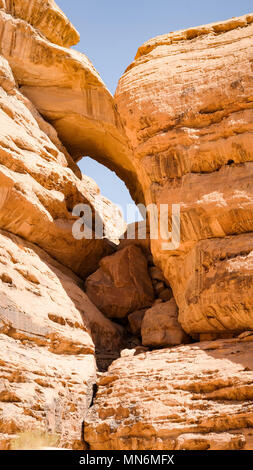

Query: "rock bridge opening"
<box><xmin>79</xmin><ymin>156</ymin><xmax>143</xmax><ymax>225</ymax></box>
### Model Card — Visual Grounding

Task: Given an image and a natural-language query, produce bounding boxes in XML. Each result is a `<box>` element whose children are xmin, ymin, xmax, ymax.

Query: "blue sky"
<box><xmin>57</xmin><ymin>0</ymin><xmax>253</xmax><ymax>220</ymax></box>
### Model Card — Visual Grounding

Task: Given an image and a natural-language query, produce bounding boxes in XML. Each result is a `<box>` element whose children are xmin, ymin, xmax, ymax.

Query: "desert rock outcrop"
<box><xmin>141</xmin><ymin>298</ymin><xmax>189</xmax><ymax>347</ymax></box>
<box><xmin>0</xmin><ymin>8</ymin><xmax>141</xmax><ymax>203</ymax></box>
<box><xmin>0</xmin><ymin>0</ymin><xmax>253</xmax><ymax>452</ymax></box>
<box><xmin>0</xmin><ymin>1</ymin><xmax>128</xmax><ymax>448</ymax></box>
<box><xmin>0</xmin><ymin>52</ymin><xmax>125</xmax><ymax>278</ymax></box>
<box><xmin>0</xmin><ymin>230</ymin><xmax>123</xmax><ymax>449</ymax></box>
<box><xmin>115</xmin><ymin>14</ymin><xmax>253</xmax><ymax>336</ymax></box>
<box><xmin>2</xmin><ymin>0</ymin><xmax>80</xmax><ymax>47</ymax></box>
<box><xmin>85</xmin><ymin>246</ymin><xmax>155</xmax><ymax>319</ymax></box>
<box><xmin>84</xmin><ymin>336</ymin><xmax>253</xmax><ymax>450</ymax></box>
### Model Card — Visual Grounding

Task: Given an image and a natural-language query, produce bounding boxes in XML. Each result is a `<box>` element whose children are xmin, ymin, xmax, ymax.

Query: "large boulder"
<box><xmin>115</xmin><ymin>14</ymin><xmax>253</xmax><ymax>336</ymax></box>
<box><xmin>128</xmin><ymin>310</ymin><xmax>146</xmax><ymax>336</ymax></box>
<box><xmin>85</xmin><ymin>246</ymin><xmax>155</xmax><ymax>319</ymax></box>
<box><xmin>84</xmin><ymin>336</ymin><xmax>253</xmax><ymax>450</ymax></box>
<box><xmin>141</xmin><ymin>298</ymin><xmax>189</xmax><ymax>347</ymax></box>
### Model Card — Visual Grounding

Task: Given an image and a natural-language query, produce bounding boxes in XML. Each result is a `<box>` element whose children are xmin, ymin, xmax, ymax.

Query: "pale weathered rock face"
<box><xmin>0</xmin><ymin>4</ymin><xmax>128</xmax><ymax>447</ymax></box>
<box><xmin>141</xmin><ymin>298</ymin><xmax>189</xmax><ymax>347</ymax></box>
<box><xmin>0</xmin><ymin>230</ymin><xmax>123</xmax><ymax>352</ymax></box>
<box><xmin>115</xmin><ymin>14</ymin><xmax>253</xmax><ymax>336</ymax></box>
<box><xmin>0</xmin><ymin>229</ymin><xmax>123</xmax><ymax>449</ymax></box>
<box><xmin>85</xmin><ymin>246</ymin><xmax>155</xmax><ymax>319</ymax></box>
<box><xmin>0</xmin><ymin>8</ymin><xmax>141</xmax><ymax>203</ymax></box>
<box><xmin>84</xmin><ymin>336</ymin><xmax>253</xmax><ymax>450</ymax></box>
<box><xmin>0</xmin><ymin>1</ymin><xmax>253</xmax><ymax>452</ymax></box>
<box><xmin>0</xmin><ymin>53</ymin><xmax>126</xmax><ymax>278</ymax></box>
<box><xmin>169</xmin><ymin>233</ymin><xmax>253</xmax><ymax>337</ymax></box>
<box><xmin>0</xmin><ymin>333</ymin><xmax>95</xmax><ymax>450</ymax></box>
<box><xmin>3</xmin><ymin>0</ymin><xmax>80</xmax><ymax>47</ymax></box>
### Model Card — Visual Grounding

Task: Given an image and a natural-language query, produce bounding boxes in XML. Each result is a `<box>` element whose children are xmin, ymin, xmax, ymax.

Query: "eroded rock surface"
<box><xmin>0</xmin><ymin>230</ymin><xmax>122</xmax><ymax>449</ymax></box>
<box><xmin>0</xmin><ymin>1</ymin><xmax>253</xmax><ymax>452</ymax></box>
<box><xmin>0</xmin><ymin>53</ymin><xmax>125</xmax><ymax>278</ymax></box>
<box><xmin>84</xmin><ymin>337</ymin><xmax>253</xmax><ymax>450</ymax></box>
<box><xmin>141</xmin><ymin>298</ymin><xmax>189</xmax><ymax>347</ymax></box>
<box><xmin>0</xmin><ymin>8</ymin><xmax>141</xmax><ymax>202</ymax></box>
<box><xmin>85</xmin><ymin>246</ymin><xmax>155</xmax><ymax>319</ymax></box>
<box><xmin>2</xmin><ymin>0</ymin><xmax>80</xmax><ymax>47</ymax></box>
<box><xmin>0</xmin><ymin>3</ymin><xmax>128</xmax><ymax>446</ymax></box>
<box><xmin>115</xmin><ymin>14</ymin><xmax>253</xmax><ymax>336</ymax></box>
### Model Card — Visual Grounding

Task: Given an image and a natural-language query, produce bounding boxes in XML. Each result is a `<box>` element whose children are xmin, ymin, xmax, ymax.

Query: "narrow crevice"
<box><xmin>89</xmin><ymin>383</ymin><xmax>98</xmax><ymax>408</ymax></box>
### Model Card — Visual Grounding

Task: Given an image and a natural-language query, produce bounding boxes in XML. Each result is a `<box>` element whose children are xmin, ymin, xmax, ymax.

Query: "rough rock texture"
<box><xmin>85</xmin><ymin>246</ymin><xmax>155</xmax><ymax>319</ymax></box>
<box><xmin>0</xmin><ymin>53</ymin><xmax>125</xmax><ymax>278</ymax></box>
<box><xmin>171</xmin><ymin>233</ymin><xmax>253</xmax><ymax>337</ymax></box>
<box><xmin>84</xmin><ymin>337</ymin><xmax>253</xmax><ymax>450</ymax></box>
<box><xmin>0</xmin><ymin>230</ymin><xmax>123</xmax><ymax>449</ymax></box>
<box><xmin>0</xmin><ymin>8</ymin><xmax>141</xmax><ymax>203</ymax></box>
<box><xmin>118</xmin><ymin>221</ymin><xmax>151</xmax><ymax>256</ymax></box>
<box><xmin>141</xmin><ymin>299</ymin><xmax>189</xmax><ymax>347</ymax></box>
<box><xmin>0</xmin><ymin>230</ymin><xmax>123</xmax><ymax>351</ymax></box>
<box><xmin>0</xmin><ymin>2</ymin><xmax>129</xmax><ymax>448</ymax></box>
<box><xmin>115</xmin><ymin>14</ymin><xmax>253</xmax><ymax>336</ymax></box>
<box><xmin>0</xmin><ymin>1</ymin><xmax>253</xmax><ymax>452</ymax></box>
<box><xmin>2</xmin><ymin>0</ymin><xmax>80</xmax><ymax>47</ymax></box>
<box><xmin>128</xmin><ymin>310</ymin><xmax>146</xmax><ymax>336</ymax></box>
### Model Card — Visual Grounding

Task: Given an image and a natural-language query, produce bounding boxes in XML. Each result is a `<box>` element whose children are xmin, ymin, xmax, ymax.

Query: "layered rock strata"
<box><xmin>0</xmin><ymin>53</ymin><xmax>125</xmax><ymax>278</ymax></box>
<box><xmin>0</xmin><ymin>7</ymin><xmax>141</xmax><ymax>202</ymax></box>
<box><xmin>0</xmin><ymin>2</ymin><xmax>128</xmax><ymax>448</ymax></box>
<box><xmin>0</xmin><ymin>0</ymin><xmax>253</xmax><ymax>451</ymax></box>
<box><xmin>0</xmin><ymin>230</ymin><xmax>123</xmax><ymax>449</ymax></box>
<box><xmin>115</xmin><ymin>14</ymin><xmax>253</xmax><ymax>336</ymax></box>
<box><xmin>3</xmin><ymin>0</ymin><xmax>80</xmax><ymax>47</ymax></box>
<box><xmin>84</xmin><ymin>336</ymin><xmax>253</xmax><ymax>450</ymax></box>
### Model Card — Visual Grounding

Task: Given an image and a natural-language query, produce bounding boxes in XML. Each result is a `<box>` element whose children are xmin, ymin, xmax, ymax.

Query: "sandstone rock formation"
<box><xmin>115</xmin><ymin>14</ymin><xmax>253</xmax><ymax>337</ymax></box>
<box><xmin>128</xmin><ymin>310</ymin><xmax>146</xmax><ymax>336</ymax></box>
<box><xmin>0</xmin><ymin>7</ymin><xmax>141</xmax><ymax>203</ymax></box>
<box><xmin>0</xmin><ymin>1</ymin><xmax>128</xmax><ymax>449</ymax></box>
<box><xmin>141</xmin><ymin>298</ymin><xmax>189</xmax><ymax>347</ymax></box>
<box><xmin>0</xmin><ymin>230</ymin><xmax>123</xmax><ymax>449</ymax></box>
<box><xmin>3</xmin><ymin>0</ymin><xmax>80</xmax><ymax>47</ymax></box>
<box><xmin>0</xmin><ymin>0</ymin><xmax>253</xmax><ymax>452</ymax></box>
<box><xmin>84</xmin><ymin>336</ymin><xmax>253</xmax><ymax>450</ymax></box>
<box><xmin>85</xmin><ymin>246</ymin><xmax>155</xmax><ymax>319</ymax></box>
<box><xmin>118</xmin><ymin>221</ymin><xmax>151</xmax><ymax>256</ymax></box>
<box><xmin>0</xmin><ymin>52</ymin><xmax>126</xmax><ymax>278</ymax></box>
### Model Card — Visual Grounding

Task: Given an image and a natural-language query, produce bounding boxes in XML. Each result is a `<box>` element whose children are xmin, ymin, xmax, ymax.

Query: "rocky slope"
<box><xmin>0</xmin><ymin>229</ymin><xmax>124</xmax><ymax>450</ymax></box>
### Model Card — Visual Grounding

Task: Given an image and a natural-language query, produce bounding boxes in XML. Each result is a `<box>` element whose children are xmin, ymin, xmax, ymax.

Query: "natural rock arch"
<box><xmin>1</xmin><ymin>3</ymin><xmax>252</xmax><ymax>337</ymax></box>
<box><xmin>0</xmin><ymin>7</ymin><xmax>143</xmax><ymax>205</ymax></box>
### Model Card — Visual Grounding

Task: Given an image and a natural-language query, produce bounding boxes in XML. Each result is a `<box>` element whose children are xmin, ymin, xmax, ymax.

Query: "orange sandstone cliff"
<box><xmin>0</xmin><ymin>1</ymin><xmax>252</xmax><ymax>451</ymax></box>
